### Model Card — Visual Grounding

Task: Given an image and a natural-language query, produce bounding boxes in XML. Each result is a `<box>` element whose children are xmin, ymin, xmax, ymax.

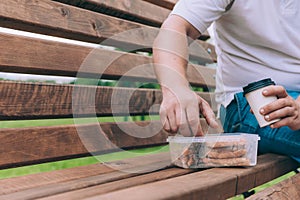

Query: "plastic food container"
<box><xmin>167</xmin><ymin>133</ymin><xmax>260</xmax><ymax>168</ymax></box>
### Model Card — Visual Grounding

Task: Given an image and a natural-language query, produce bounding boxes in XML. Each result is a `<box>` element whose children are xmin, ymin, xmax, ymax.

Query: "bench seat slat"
<box><xmin>40</xmin><ymin>168</ymin><xmax>194</xmax><ymax>200</ymax></box>
<box><xmin>73</xmin><ymin>154</ymin><xmax>298</xmax><ymax>200</ymax></box>
<box><xmin>1</xmin><ymin>153</ymin><xmax>297</xmax><ymax>200</ymax></box>
<box><xmin>0</xmin><ymin>152</ymin><xmax>172</xmax><ymax>200</ymax></box>
<box><xmin>247</xmin><ymin>172</ymin><xmax>300</xmax><ymax>200</ymax></box>
<box><xmin>0</xmin><ymin>163</ymin><xmax>114</xmax><ymax>195</ymax></box>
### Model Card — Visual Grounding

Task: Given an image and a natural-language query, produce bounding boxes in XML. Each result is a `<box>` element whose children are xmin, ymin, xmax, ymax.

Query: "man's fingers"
<box><xmin>199</xmin><ymin>98</ymin><xmax>219</xmax><ymax>128</ymax></box>
<box><xmin>177</xmin><ymin>106</ymin><xmax>192</xmax><ymax>136</ymax></box>
<box><xmin>168</xmin><ymin>110</ymin><xmax>179</xmax><ymax>133</ymax></box>
<box><xmin>261</xmin><ymin>96</ymin><xmax>294</xmax><ymax>117</ymax></box>
<box><xmin>160</xmin><ymin>105</ymin><xmax>178</xmax><ymax>133</ymax></box>
<box><xmin>160</xmin><ymin>106</ymin><xmax>170</xmax><ymax>132</ymax></box>
<box><xmin>186</xmin><ymin>106</ymin><xmax>203</xmax><ymax>136</ymax></box>
<box><xmin>263</xmin><ymin>85</ymin><xmax>288</xmax><ymax>98</ymax></box>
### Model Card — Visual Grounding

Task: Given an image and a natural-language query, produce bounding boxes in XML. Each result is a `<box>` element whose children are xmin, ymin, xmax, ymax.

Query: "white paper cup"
<box><xmin>243</xmin><ymin>78</ymin><xmax>280</xmax><ymax>127</ymax></box>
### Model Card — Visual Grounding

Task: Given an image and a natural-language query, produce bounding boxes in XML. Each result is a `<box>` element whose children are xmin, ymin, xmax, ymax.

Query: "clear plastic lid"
<box><xmin>167</xmin><ymin>133</ymin><xmax>260</xmax><ymax>143</ymax></box>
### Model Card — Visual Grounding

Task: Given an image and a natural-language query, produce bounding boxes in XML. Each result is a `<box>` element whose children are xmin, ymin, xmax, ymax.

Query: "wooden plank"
<box><xmin>234</xmin><ymin>154</ymin><xmax>299</xmax><ymax>194</ymax></box>
<box><xmin>0</xmin><ymin>0</ymin><xmax>214</xmax><ymax>63</ymax></box>
<box><xmin>39</xmin><ymin>168</ymin><xmax>195</xmax><ymax>200</ymax></box>
<box><xmin>142</xmin><ymin>0</ymin><xmax>178</xmax><ymax>10</ymax></box>
<box><xmin>0</xmin><ymin>0</ymin><xmax>147</xmax><ymax>46</ymax></box>
<box><xmin>0</xmin><ymin>33</ymin><xmax>216</xmax><ymax>87</ymax></box>
<box><xmin>54</xmin><ymin>0</ymin><xmax>213</xmax><ymax>44</ymax></box>
<box><xmin>54</xmin><ymin>0</ymin><xmax>170</xmax><ymax>27</ymax></box>
<box><xmin>0</xmin><ymin>152</ymin><xmax>172</xmax><ymax>200</ymax></box>
<box><xmin>0</xmin><ymin>163</ymin><xmax>114</xmax><ymax>195</ymax></box>
<box><xmin>0</xmin><ymin>81</ymin><xmax>215</xmax><ymax>119</ymax></box>
<box><xmin>247</xmin><ymin>172</ymin><xmax>300</xmax><ymax>200</ymax></box>
<box><xmin>85</xmin><ymin>168</ymin><xmax>237</xmax><ymax>200</ymax></box>
<box><xmin>69</xmin><ymin>154</ymin><xmax>298</xmax><ymax>200</ymax></box>
<box><xmin>0</xmin><ymin>117</ymin><xmax>213</xmax><ymax>168</ymax></box>
<box><xmin>140</xmin><ymin>0</ymin><xmax>211</xmax><ymax>41</ymax></box>
<box><xmin>0</xmin><ymin>81</ymin><xmax>159</xmax><ymax>119</ymax></box>
<box><xmin>0</xmin><ymin>121</ymin><xmax>171</xmax><ymax>168</ymax></box>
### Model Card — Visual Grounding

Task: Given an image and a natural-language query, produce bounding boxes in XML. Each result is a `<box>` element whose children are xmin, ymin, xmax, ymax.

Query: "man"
<box><xmin>153</xmin><ymin>0</ymin><xmax>300</xmax><ymax>161</ymax></box>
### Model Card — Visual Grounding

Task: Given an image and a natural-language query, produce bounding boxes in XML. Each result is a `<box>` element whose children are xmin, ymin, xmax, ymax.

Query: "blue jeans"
<box><xmin>220</xmin><ymin>91</ymin><xmax>300</xmax><ymax>163</ymax></box>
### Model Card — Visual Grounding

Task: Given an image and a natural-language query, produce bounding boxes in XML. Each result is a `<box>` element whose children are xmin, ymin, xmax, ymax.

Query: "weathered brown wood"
<box><xmin>219</xmin><ymin>153</ymin><xmax>299</xmax><ymax>195</ymax></box>
<box><xmin>54</xmin><ymin>0</ymin><xmax>212</xmax><ymax>43</ymax></box>
<box><xmin>0</xmin><ymin>81</ymin><xmax>158</xmax><ymax>119</ymax></box>
<box><xmin>39</xmin><ymin>168</ymin><xmax>195</xmax><ymax>200</ymax></box>
<box><xmin>0</xmin><ymin>0</ymin><xmax>146</xmax><ymax>47</ymax></box>
<box><xmin>54</xmin><ymin>0</ymin><xmax>170</xmax><ymax>27</ymax></box>
<box><xmin>0</xmin><ymin>151</ymin><xmax>297</xmax><ymax>200</ymax></box>
<box><xmin>235</xmin><ymin>154</ymin><xmax>299</xmax><ymax>194</ymax></box>
<box><xmin>85</xmin><ymin>167</ymin><xmax>237</xmax><ymax>200</ymax></box>
<box><xmin>0</xmin><ymin>0</ymin><xmax>214</xmax><ymax>63</ymax></box>
<box><xmin>0</xmin><ymin>81</ymin><xmax>215</xmax><ymax>119</ymax></box>
<box><xmin>0</xmin><ymin>121</ymin><xmax>171</xmax><ymax>168</ymax></box>
<box><xmin>0</xmin><ymin>116</ymin><xmax>214</xmax><ymax>169</ymax></box>
<box><xmin>0</xmin><ymin>33</ymin><xmax>216</xmax><ymax>87</ymax></box>
<box><xmin>141</xmin><ymin>0</ymin><xmax>211</xmax><ymax>41</ymax></box>
<box><xmin>142</xmin><ymin>0</ymin><xmax>177</xmax><ymax>10</ymax></box>
<box><xmin>0</xmin><ymin>152</ymin><xmax>172</xmax><ymax>200</ymax></box>
<box><xmin>68</xmin><ymin>154</ymin><xmax>298</xmax><ymax>200</ymax></box>
<box><xmin>0</xmin><ymin>163</ymin><xmax>114</xmax><ymax>195</ymax></box>
<box><xmin>247</xmin><ymin>172</ymin><xmax>300</xmax><ymax>200</ymax></box>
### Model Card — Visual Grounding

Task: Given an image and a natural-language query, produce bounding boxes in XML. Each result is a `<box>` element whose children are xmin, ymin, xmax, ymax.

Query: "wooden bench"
<box><xmin>0</xmin><ymin>0</ymin><xmax>298</xmax><ymax>199</ymax></box>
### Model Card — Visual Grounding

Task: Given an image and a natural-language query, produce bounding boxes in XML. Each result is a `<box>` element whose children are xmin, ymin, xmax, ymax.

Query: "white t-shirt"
<box><xmin>171</xmin><ymin>0</ymin><xmax>300</xmax><ymax>107</ymax></box>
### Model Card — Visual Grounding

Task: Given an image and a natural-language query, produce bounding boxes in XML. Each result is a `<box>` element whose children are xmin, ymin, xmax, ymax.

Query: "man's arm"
<box><xmin>153</xmin><ymin>15</ymin><xmax>219</xmax><ymax>136</ymax></box>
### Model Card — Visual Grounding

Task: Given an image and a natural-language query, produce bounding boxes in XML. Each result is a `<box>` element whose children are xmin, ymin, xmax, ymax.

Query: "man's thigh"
<box><xmin>220</xmin><ymin>92</ymin><xmax>300</xmax><ymax>158</ymax></box>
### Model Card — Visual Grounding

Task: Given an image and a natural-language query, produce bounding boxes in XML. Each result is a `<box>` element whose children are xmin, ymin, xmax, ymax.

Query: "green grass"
<box><xmin>0</xmin><ymin>115</ymin><xmax>160</xmax><ymax>129</ymax></box>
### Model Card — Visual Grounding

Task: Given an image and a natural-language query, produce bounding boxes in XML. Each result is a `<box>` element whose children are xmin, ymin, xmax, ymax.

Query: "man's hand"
<box><xmin>260</xmin><ymin>85</ymin><xmax>300</xmax><ymax>130</ymax></box>
<box><xmin>153</xmin><ymin>14</ymin><xmax>220</xmax><ymax>136</ymax></box>
<box><xmin>160</xmin><ymin>86</ymin><xmax>220</xmax><ymax>136</ymax></box>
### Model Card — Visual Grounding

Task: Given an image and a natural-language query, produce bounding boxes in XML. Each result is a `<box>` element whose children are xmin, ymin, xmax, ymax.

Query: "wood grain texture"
<box><xmin>0</xmin><ymin>33</ymin><xmax>216</xmax><ymax>87</ymax></box>
<box><xmin>247</xmin><ymin>172</ymin><xmax>300</xmax><ymax>200</ymax></box>
<box><xmin>54</xmin><ymin>0</ymin><xmax>170</xmax><ymax>27</ymax></box>
<box><xmin>142</xmin><ymin>0</ymin><xmax>178</xmax><ymax>10</ymax></box>
<box><xmin>0</xmin><ymin>163</ymin><xmax>114</xmax><ymax>195</ymax></box>
<box><xmin>0</xmin><ymin>121</ymin><xmax>171</xmax><ymax>168</ymax></box>
<box><xmin>0</xmin><ymin>81</ymin><xmax>159</xmax><ymax>119</ymax></box>
<box><xmin>224</xmin><ymin>153</ymin><xmax>299</xmax><ymax>195</ymax></box>
<box><xmin>0</xmin><ymin>0</ymin><xmax>214</xmax><ymax>63</ymax></box>
<box><xmin>84</xmin><ymin>168</ymin><xmax>238</xmax><ymax>200</ymax></box>
<box><xmin>55</xmin><ymin>0</ymin><xmax>213</xmax><ymax>44</ymax></box>
<box><xmin>0</xmin><ymin>152</ymin><xmax>172</xmax><ymax>199</ymax></box>
<box><xmin>40</xmin><ymin>168</ymin><xmax>195</xmax><ymax>200</ymax></box>
<box><xmin>0</xmin><ymin>81</ymin><xmax>215</xmax><ymax>119</ymax></box>
<box><xmin>0</xmin><ymin>153</ymin><xmax>297</xmax><ymax>200</ymax></box>
<box><xmin>70</xmin><ymin>154</ymin><xmax>299</xmax><ymax>200</ymax></box>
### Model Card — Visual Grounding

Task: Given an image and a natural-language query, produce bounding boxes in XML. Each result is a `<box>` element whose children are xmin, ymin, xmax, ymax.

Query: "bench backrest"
<box><xmin>0</xmin><ymin>0</ymin><xmax>216</xmax><ymax>169</ymax></box>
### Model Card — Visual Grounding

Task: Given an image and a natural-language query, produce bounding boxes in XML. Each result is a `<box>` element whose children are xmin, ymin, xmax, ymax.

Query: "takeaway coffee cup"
<box><xmin>243</xmin><ymin>78</ymin><xmax>280</xmax><ymax>127</ymax></box>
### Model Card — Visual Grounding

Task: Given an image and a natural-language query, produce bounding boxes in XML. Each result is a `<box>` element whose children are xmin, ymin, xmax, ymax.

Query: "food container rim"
<box><xmin>167</xmin><ymin>133</ymin><xmax>260</xmax><ymax>143</ymax></box>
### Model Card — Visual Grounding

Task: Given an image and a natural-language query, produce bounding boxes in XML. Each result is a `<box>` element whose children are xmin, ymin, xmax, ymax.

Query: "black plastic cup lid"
<box><xmin>243</xmin><ymin>78</ymin><xmax>275</xmax><ymax>95</ymax></box>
